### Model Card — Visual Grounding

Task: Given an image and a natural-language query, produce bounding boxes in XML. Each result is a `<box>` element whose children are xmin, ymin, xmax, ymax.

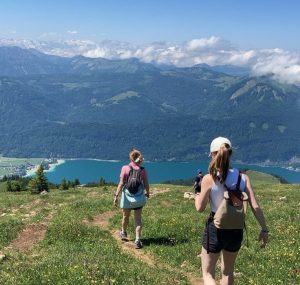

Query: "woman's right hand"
<box><xmin>259</xmin><ymin>230</ymin><xmax>269</xmax><ymax>248</ymax></box>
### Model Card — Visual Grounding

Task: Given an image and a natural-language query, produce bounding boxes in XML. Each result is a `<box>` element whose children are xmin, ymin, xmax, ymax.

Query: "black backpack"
<box><xmin>125</xmin><ymin>165</ymin><xmax>144</xmax><ymax>194</ymax></box>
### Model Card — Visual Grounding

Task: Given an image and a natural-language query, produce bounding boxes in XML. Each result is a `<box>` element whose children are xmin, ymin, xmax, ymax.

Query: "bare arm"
<box><xmin>113</xmin><ymin>179</ymin><xmax>124</xmax><ymax>207</ymax></box>
<box><xmin>143</xmin><ymin>176</ymin><xmax>150</xmax><ymax>198</ymax></box>
<box><xmin>195</xmin><ymin>174</ymin><xmax>213</xmax><ymax>212</ymax></box>
<box><xmin>244</xmin><ymin>174</ymin><xmax>269</xmax><ymax>247</ymax></box>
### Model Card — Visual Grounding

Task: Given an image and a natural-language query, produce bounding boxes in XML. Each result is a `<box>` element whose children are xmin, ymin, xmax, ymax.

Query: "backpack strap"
<box><xmin>236</xmin><ymin>171</ymin><xmax>242</xmax><ymax>191</ymax></box>
<box><xmin>126</xmin><ymin>165</ymin><xmax>144</xmax><ymax>182</ymax></box>
<box><xmin>125</xmin><ymin>165</ymin><xmax>134</xmax><ymax>184</ymax></box>
<box><xmin>128</xmin><ymin>165</ymin><xmax>144</xmax><ymax>171</ymax></box>
<box><xmin>224</xmin><ymin>170</ymin><xmax>242</xmax><ymax>191</ymax></box>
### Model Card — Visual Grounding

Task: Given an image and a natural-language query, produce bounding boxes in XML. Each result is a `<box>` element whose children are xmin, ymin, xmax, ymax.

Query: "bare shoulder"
<box><xmin>241</xmin><ymin>172</ymin><xmax>250</xmax><ymax>183</ymax></box>
<box><xmin>242</xmin><ymin>173</ymin><xmax>255</xmax><ymax>195</ymax></box>
<box><xmin>202</xmin><ymin>174</ymin><xmax>214</xmax><ymax>186</ymax></box>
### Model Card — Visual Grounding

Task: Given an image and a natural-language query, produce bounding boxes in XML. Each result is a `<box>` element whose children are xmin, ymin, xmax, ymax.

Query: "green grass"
<box><xmin>246</xmin><ymin>170</ymin><xmax>282</xmax><ymax>185</ymax></box>
<box><xmin>0</xmin><ymin>181</ymin><xmax>8</xmax><ymax>192</ymax></box>
<box><xmin>0</xmin><ymin>181</ymin><xmax>299</xmax><ymax>285</ymax></box>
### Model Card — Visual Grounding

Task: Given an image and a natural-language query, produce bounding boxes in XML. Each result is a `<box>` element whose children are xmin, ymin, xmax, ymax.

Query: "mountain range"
<box><xmin>0</xmin><ymin>46</ymin><xmax>299</xmax><ymax>165</ymax></box>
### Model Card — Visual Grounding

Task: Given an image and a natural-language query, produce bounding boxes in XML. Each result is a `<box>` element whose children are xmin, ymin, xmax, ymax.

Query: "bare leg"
<box><xmin>122</xmin><ymin>209</ymin><xmax>131</xmax><ymax>233</ymax></box>
<box><xmin>201</xmin><ymin>246</ymin><xmax>220</xmax><ymax>285</ymax></box>
<box><xmin>220</xmin><ymin>250</ymin><xmax>239</xmax><ymax>285</ymax></box>
<box><xmin>134</xmin><ymin>208</ymin><xmax>143</xmax><ymax>240</ymax></box>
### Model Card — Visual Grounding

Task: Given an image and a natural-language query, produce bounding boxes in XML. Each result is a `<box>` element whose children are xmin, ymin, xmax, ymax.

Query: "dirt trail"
<box><xmin>2</xmin><ymin>188</ymin><xmax>204</xmax><ymax>284</ymax></box>
<box><xmin>84</xmin><ymin>187</ymin><xmax>204</xmax><ymax>285</ymax></box>
<box><xmin>5</xmin><ymin>224</ymin><xmax>47</xmax><ymax>252</ymax></box>
<box><xmin>3</xmin><ymin>205</ymin><xmax>61</xmax><ymax>253</ymax></box>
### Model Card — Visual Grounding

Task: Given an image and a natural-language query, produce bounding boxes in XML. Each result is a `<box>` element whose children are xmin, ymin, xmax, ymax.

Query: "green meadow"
<box><xmin>0</xmin><ymin>172</ymin><xmax>299</xmax><ymax>285</ymax></box>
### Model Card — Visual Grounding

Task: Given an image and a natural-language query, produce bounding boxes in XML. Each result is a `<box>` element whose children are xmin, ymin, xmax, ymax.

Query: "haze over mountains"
<box><xmin>0</xmin><ymin>46</ymin><xmax>299</xmax><ymax>164</ymax></box>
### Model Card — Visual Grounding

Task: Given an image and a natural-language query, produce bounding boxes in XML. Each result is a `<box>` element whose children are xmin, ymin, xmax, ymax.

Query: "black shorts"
<box><xmin>124</xmin><ymin>207</ymin><xmax>143</xmax><ymax>210</ymax></box>
<box><xmin>202</xmin><ymin>218</ymin><xmax>243</xmax><ymax>253</ymax></box>
<box><xmin>133</xmin><ymin>207</ymin><xmax>143</xmax><ymax>210</ymax></box>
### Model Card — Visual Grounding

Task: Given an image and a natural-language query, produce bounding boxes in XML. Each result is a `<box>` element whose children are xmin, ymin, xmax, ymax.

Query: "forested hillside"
<box><xmin>0</xmin><ymin>47</ymin><xmax>299</xmax><ymax>164</ymax></box>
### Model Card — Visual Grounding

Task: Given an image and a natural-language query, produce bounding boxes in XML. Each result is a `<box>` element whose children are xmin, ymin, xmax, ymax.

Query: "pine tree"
<box><xmin>28</xmin><ymin>178</ymin><xmax>39</xmax><ymax>194</ymax></box>
<box><xmin>28</xmin><ymin>165</ymin><xmax>49</xmax><ymax>194</ymax></box>
<box><xmin>36</xmin><ymin>165</ymin><xmax>49</xmax><ymax>192</ymax></box>
<box><xmin>74</xmin><ymin>178</ymin><xmax>80</xmax><ymax>186</ymax></box>
<box><xmin>59</xmin><ymin>178</ymin><xmax>69</xmax><ymax>190</ymax></box>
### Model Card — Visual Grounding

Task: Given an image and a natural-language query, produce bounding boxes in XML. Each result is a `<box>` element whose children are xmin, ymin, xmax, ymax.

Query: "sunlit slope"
<box><xmin>0</xmin><ymin>176</ymin><xmax>298</xmax><ymax>284</ymax></box>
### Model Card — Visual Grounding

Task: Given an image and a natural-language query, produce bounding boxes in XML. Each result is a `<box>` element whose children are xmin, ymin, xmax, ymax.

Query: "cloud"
<box><xmin>113</xmin><ymin>37</ymin><xmax>256</xmax><ymax>68</ymax></box>
<box><xmin>1</xmin><ymin>36</ymin><xmax>300</xmax><ymax>84</ymax></box>
<box><xmin>252</xmin><ymin>49</ymin><xmax>300</xmax><ymax>84</ymax></box>
<box><xmin>84</xmin><ymin>47</ymin><xmax>108</xmax><ymax>58</ymax></box>
<box><xmin>67</xmin><ymin>30</ymin><xmax>79</xmax><ymax>35</ymax></box>
<box><xmin>186</xmin><ymin>36</ymin><xmax>225</xmax><ymax>51</ymax></box>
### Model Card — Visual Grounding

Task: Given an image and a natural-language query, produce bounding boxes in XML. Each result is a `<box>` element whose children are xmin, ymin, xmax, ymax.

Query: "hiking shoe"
<box><xmin>135</xmin><ymin>239</ymin><xmax>143</xmax><ymax>249</ymax></box>
<box><xmin>120</xmin><ymin>231</ymin><xmax>128</xmax><ymax>241</ymax></box>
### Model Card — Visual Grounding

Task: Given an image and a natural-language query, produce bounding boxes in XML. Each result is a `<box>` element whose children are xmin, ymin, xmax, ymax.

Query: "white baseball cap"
<box><xmin>210</xmin><ymin>137</ymin><xmax>232</xmax><ymax>153</ymax></box>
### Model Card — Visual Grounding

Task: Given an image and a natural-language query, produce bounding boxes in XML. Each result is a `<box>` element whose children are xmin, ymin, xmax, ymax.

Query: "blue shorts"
<box><xmin>202</xmin><ymin>217</ymin><xmax>243</xmax><ymax>253</ymax></box>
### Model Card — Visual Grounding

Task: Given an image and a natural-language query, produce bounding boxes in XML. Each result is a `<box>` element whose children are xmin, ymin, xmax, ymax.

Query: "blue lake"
<box><xmin>45</xmin><ymin>159</ymin><xmax>300</xmax><ymax>184</ymax></box>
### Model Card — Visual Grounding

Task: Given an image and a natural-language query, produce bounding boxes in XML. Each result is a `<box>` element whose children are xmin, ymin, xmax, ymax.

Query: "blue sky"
<box><xmin>0</xmin><ymin>0</ymin><xmax>299</xmax><ymax>50</ymax></box>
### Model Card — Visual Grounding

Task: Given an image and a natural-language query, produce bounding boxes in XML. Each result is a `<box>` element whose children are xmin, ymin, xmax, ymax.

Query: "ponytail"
<box><xmin>129</xmin><ymin>148</ymin><xmax>143</xmax><ymax>164</ymax></box>
<box><xmin>209</xmin><ymin>143</ymin><xmax>232</xmax><ymax>183</ymax></box>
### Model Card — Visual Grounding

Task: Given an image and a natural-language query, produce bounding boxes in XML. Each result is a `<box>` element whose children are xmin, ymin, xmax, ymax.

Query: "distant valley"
<box><xmin>0</xmin><ymin>46</ymin><xmax>299</xmax><ymax>165</ymax></box>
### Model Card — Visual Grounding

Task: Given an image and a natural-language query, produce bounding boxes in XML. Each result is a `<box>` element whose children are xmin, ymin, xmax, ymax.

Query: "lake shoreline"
<box><xmin>42</xmin><ymin>159</ymin><xmax>300</xmax><ymax>184</ymax></box>
<box><xmin>25</xmin><ymin>159</ymin><xmax>66</xmax><ymax>177</ymax></box>
<box><xmin>19</xmin><ymin>157</ymin><xmax>300</xmax><ymax>184</ymax></box>
<box><xmin>44</xmin><ymin>157</ymin><xmax>300</xmax><ymax>173</ymax></box>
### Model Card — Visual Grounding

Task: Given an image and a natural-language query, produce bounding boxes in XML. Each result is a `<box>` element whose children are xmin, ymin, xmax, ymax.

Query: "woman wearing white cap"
<box><xmin>195</xmin><ymin>137</ymin><xmax>268</xmax><ymax>285</ymax></box>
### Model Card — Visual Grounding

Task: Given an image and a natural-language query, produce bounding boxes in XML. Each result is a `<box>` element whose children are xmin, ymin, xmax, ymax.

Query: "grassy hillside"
<box><xmin>245</xmin><ymin>170</ymin><xmax>283</xmax><ymax>185</ymax></box>
<box><xmin>0</xmin><ymin>180</ymin><xmax>299</xmax><ymax>284</ymax></box>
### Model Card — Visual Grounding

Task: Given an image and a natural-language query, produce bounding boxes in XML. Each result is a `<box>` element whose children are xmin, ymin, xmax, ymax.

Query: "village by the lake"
<box><xmin>0</xmin><ymin>157</ymin><xmax>59</xmax><ymax>179</ymax></box>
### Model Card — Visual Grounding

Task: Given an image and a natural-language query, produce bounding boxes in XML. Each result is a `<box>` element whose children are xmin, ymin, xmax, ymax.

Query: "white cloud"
<box><xmin>225</xmin><ymin>50</ymin><xmax>257</xmax><ymax>65</ymax></box>
<box><xmin>186</xmin><ymin>36</ymin><xmax>223</xmax><ymax>51</ymax></box>
<box><xmin>84</xmin><ymin>47</ymin><xmax>108</xmax><ymax>58</ymax></box>
<box><xmin>67</xmin><ymin>30</ymin><xmax>79</xmax><ymax>35</ymax></box>
<box><xmin>252</xmin><ymin>49</ymin><xmax>300</xmax><ymax>84</ymax></box>
<box><xmin>1</xmin><ymin>36</ymin><xmax>300</xmax><ymax>84</ymax></box>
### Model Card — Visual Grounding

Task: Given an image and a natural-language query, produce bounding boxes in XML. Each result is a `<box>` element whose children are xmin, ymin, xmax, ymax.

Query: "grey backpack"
<box><xmin>125</xmin><ymin>166</ymin><xmax>144</xmax><ymax>194</ymax></box>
